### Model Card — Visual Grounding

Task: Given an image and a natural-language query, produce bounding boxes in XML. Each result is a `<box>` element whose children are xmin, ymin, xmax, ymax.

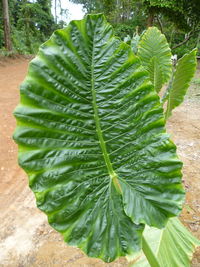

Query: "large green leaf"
<box><xmin>13</xmin><ymin>14</ymin><xmax>184</xmax><ymax>261</ymax></box>
<box><xmin>129</xmin><ymin>217</ymin><xmax>200</xmax><ymax>267</ymax></box>
<box><xmin>165</xmin><ymin>49</ymin><xmax>197</xmax><ymax>119</ymax></box>
<box><xmin>138</xmin><ymin>27</ymin><xmax>172</xmax><ymax>92</ymax></box>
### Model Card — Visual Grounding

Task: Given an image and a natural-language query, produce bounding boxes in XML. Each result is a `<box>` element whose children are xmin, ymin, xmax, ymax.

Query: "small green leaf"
<box><xmin>165</xmin><ymin>49</ymin><xmax>197</xmax><ymax>119</ymax></box>
<box><xmin>138</xmin><ymin>27</ymin><xmax>172</xmax><ymax>91</ymax></box>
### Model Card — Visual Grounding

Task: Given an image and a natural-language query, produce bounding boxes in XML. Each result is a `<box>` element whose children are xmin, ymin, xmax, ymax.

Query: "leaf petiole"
<box><xmin>142</xmin><ymin>235</ymin><xmax>161</xmax><ymax>267</ymax></box>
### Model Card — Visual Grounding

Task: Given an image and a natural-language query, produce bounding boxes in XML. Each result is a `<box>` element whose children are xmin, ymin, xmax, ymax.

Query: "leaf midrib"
<box><xmin>90</xmin><ymin>30</ymin><xmax>122</xmax><ymax>194</ymax></box>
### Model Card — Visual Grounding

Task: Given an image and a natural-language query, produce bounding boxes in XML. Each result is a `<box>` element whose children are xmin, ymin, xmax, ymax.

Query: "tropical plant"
<box><xmin>164</xmin><ymin>49</ymin><xmax>197</xmax><ymax>119</ymax></box>
<box><xmin>13</xmin><ymin>14</ymin><xmax>199</xmax><ymax>265</ymax></box>
<box><xmin>129</xmin><ymin>26</ymin><xmax>197</xmax><ymax>119</ymax></box>
<box><xmin>125</xmin><ymin>25</ymin><xmax>199</xmax><ymax>266</ymax></box>
<box><xmin>138</xmin><ymin>27</ymin><xmax>172</xmax><ymax>92</ymax></box>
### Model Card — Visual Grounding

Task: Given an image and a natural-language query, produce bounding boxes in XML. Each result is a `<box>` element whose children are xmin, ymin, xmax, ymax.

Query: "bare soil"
<box><xmin>0</xmin><ymin>57</ymin><xmax>199</xmax><ymax>267</ymax></box>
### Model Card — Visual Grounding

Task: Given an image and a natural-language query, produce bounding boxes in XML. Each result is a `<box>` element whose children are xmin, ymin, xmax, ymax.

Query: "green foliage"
<box><xmin>129</xmin><ymin>217</ymin><xmax>200</xmax><ymax>267</ymax></box>
<box><xmin>172</xmin><ymin>37</ymin><xmax>200</xmax><ymax>58</ymax></box>
<box><xmin>143</xmin><ymin>0</ymin><xmax>200</xmax><ymax>31</ymax></box>
<box><xmin>144</xmin><ymin>0</ymin><xmax>183</xmax><ymax>11</ymax></box>
<box><xmin>113</xmin><ymin>23</ymin><xmax>135</xmax><ymax>39</ymax></box>
<box><xmin>12</xmin><ymin>28</ymin><xmax>42</xmax><ymax>54</ymax></box>
<box><xmin>2</xmin><ymin>0</ymin><xmax>199</xmax><ymax>55</ymax></box>
<box><xmin>165</xmin><ymin>49</ymin><xmax>197</xmax><ymax>119</ymax></box>
<box><xmin>0</xmin><ymin>0</ymin><xmax>62</xmax><ymax>54</ymax></box>
<box><xmin>70</xmin><ymin>0</ymin><xmax>146</xmax><ymax>40</ymax></box>
<box><xmin>13</xmin><ymin>14</ymin><xmax>185</xmax><ymax>262</ymax></box>
<box><xmin>134</xmin><ymin>26</ymin><xmax>197</xmax><ymax>119</ymax></box>
<box><xmin>0</xmin><ymin>47</ymin><xmax>15</xmax><ymax>57</ymax></box>
<box><xmin>138</xmin><ymin>27</ymin><xmax>172</xmax><ymax>92</ymax></box>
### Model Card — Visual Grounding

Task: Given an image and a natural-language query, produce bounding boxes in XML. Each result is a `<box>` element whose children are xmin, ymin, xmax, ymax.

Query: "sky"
<box><xmin>52</xmin><ymin>0</ymin><xmax>85</xmax><ymax>23</ymax></box>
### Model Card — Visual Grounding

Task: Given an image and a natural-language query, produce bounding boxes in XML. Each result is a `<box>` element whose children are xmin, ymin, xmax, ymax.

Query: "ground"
<box><xmin>0</xmin><ymin>57</ymin><xmax>199</xmax><ymax>267</ymax></box>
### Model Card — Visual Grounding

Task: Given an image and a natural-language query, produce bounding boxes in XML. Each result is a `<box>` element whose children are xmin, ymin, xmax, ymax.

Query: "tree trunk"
<box><xmin>147</xmin><ymin>8</ymin><xmax>155</xmax><ymax>27</ymax></box>
<box><xmin>2</xmin><ymin>0</ymin><xmax>12</xmax><ymax>51</ymax></box>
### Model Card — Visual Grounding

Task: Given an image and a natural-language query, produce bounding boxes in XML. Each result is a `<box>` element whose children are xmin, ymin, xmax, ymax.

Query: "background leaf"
<box><xmin>138</xmin><ymin>27</ymin><xmax>172</xmax><ymax>92</ymax></box>
<box><xmin>14</xmin><ymin>14</ymin><xmax>184</xmax><ymax>261</ymax></box>
<box><xmin>129</xmin><ymin>217</ymin><xmax>200</xmax><ymax>267</ymax></box>
<box><xmin>165</xmin><ymin>49</ymin><xmax>197</xmax><ymax>119</ymax></box>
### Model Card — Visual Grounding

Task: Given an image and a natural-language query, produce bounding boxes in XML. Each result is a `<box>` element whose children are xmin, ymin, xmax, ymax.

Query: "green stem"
<box><xmin>161</xmin><ymin>67</ymin><xmax>176</xmax><ymax>121</ymax></box>
<box><xmin>142</xmin><ymin>236</ymin><xmax>161</xmax><ymax>267</ymax></box>
<box><xmin>161</xmin><ymin>68</ymin><xmax>175</xmax><ymax>105</ymax></box>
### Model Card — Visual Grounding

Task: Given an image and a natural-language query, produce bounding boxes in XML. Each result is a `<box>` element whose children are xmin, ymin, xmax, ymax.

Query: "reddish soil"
<box><xmin>0</xmin><ymin>57</ymin><xmax>199</xmax><ymax>266</ymax></box>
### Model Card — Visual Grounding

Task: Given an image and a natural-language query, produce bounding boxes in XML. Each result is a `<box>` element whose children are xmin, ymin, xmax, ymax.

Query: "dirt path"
<box><xmin>0</xmin><ymin>58</ymin><xmax>199</xmax><ymax>266</ymax></box>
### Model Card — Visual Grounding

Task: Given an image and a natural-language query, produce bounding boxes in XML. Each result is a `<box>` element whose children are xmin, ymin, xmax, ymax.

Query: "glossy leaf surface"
<box><xmin>138</xmin><ymin>27</ymin><xmax>172</xmax><ymax>91</ymax></box>
<box><xmin>165</xmin><ymin>49</ymin><xmax>197</xmax><ymax>119</ymax></box>
<box><xmin>14</xmin><ymin>14</ymin><xmax>184</xmax><ymax>261</ymax></box>
<box><xmin>129</xmin><ymin>217</ymin><xmax>200</xmax><ymax>267</ymax></box>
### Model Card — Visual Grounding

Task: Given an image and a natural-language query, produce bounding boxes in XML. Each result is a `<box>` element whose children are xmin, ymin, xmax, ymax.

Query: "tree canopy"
<box><xmin>0</xmin><ymin>0</ymin><xmax>63</xmax><ymax>53</ymax></box>
<box><xmin>0</xmin><ymin>0</ymin><xmax>199</xmax><ymax>56</ymax></box>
